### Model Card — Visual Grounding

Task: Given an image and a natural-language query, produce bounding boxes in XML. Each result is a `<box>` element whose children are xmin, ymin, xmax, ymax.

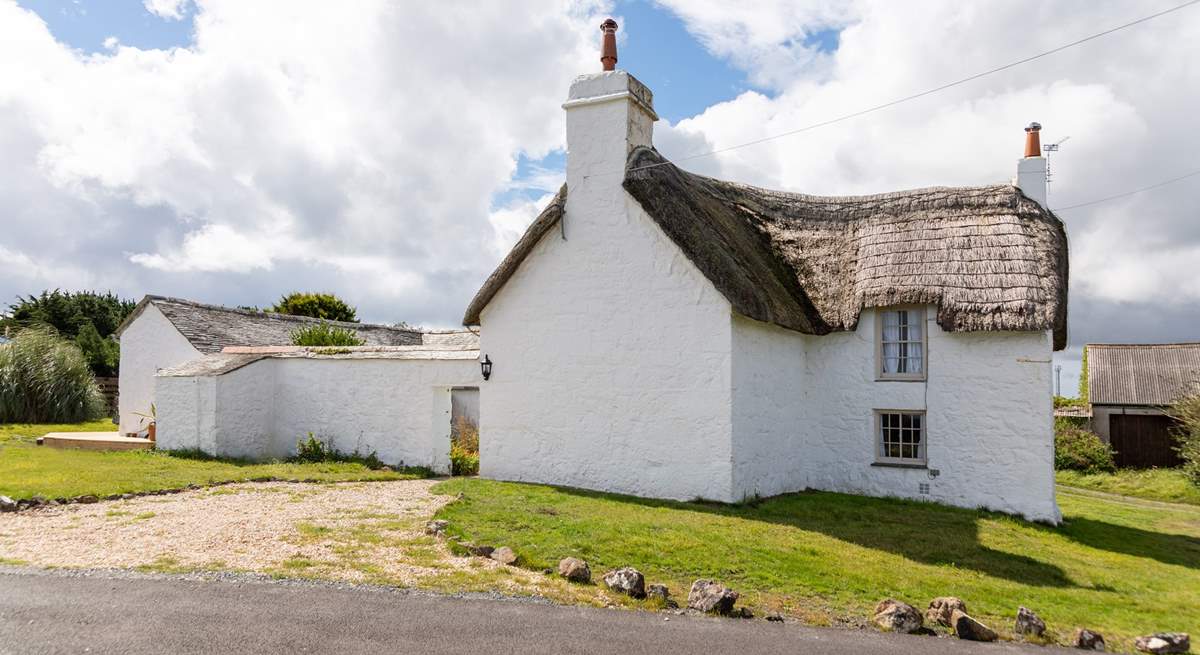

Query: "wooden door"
<box><xmin>1109</xmin><ymin>414</ymin><xmax>1183</xmax><ymax>468</ymax></box>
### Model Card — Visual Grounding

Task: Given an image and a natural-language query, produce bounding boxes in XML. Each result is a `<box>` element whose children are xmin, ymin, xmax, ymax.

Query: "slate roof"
<box><xmin>1087</xmin><ymin>343</ymin><xmax>1200</xmax><ymax>406</ymax></box>
<box><xmin>117</xmin><ymin>295</ymin><xmax>422</xmax><ymax>354</ymax></box>
<box><xmin>465</xmin><ymin>148</ymin><xmax>1069</xmax><ymax>350</ymax></box>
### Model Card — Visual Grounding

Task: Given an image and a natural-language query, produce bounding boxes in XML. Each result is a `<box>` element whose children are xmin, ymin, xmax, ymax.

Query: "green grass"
<box><xmin>0</xmin><ymin>422</ymin><xmax>427</xmax><ymax>500</ymax></box>
<box><xmin>433</xmin><ymin>478</ymin><xmax>1200</xmax><ymax>652</ymax></box>
<box><xmin>1057</xmin><ymin>469</ymin><xmax>1200</xmax><ymax>506</ymax></box>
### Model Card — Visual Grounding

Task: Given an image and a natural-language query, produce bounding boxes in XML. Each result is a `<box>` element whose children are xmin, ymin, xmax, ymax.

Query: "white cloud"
<box><xmin>0</xmin><ymin>0</ymin><xmax>609</xmax><ymax>324</ymax></box>
<box><xmin>143</xmin><ymin>0</ymin><xmax>190</xmax><ymax>21</ymax></box>
<box><xmin>487</xmin><ymin>192</ymin><xmax>557</xmax><ymax>258</ymax></box>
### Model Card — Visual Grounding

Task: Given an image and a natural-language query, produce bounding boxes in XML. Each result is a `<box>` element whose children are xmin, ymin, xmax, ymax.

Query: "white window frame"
<box><xmin>874</xmin><ymin>410</ymin><xmax>928</xmax><ymax>466</ymax></box>
<box><xmin>875</xmin><ymin>306</ymin><xmax>927</xmax><ymax>381</ymax></box>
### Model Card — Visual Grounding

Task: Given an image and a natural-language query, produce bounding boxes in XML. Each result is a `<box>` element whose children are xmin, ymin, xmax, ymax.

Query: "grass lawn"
<box><xmin>433</xmin><ymin>478</ymin><xmax>1200</xmax><ymax>652</ymax></box>
<box><xmin>0</xmin><ymin>422</ymin><xmax>424</xmax><ymax>500</ymax></box>
<box><xmin>1057</xmin><ymin>469</ymin><xmax>1200</xmax><ymax>506</ymax></box>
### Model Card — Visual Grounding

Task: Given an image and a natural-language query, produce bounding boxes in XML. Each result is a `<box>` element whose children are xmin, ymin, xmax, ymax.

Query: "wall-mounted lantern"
<box><xmin>480</xmin><ymin>354</ymin><xmax>493</xmax><ymax>381</ymax></box>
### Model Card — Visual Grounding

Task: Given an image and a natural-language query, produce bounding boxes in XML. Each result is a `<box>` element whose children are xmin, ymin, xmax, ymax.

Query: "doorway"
<box><xmin>450</xmin><ymin>387</ymin><xmax>480</xmax><ymax>475</ymax></box>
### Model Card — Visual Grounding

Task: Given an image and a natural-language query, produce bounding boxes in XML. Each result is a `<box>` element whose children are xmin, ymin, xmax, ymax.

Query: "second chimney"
<box><xmin>600</xmin><ymin>19</ymin><xmax>618</xmax><ymax>71</ymax></box>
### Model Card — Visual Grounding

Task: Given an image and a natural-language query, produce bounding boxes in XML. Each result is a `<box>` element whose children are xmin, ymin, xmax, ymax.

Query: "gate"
<box><xmin>1109</xmin><ymin>414</ymin><xmax>1183</xmax><ymax>468</ymax></box>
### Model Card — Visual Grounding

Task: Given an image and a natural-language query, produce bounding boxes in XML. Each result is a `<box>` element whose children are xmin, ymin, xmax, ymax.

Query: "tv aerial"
<box><xmin>1043</xmin><ymin>136</ymin><xmax>1070</xmax><ymax>186</ymax></box>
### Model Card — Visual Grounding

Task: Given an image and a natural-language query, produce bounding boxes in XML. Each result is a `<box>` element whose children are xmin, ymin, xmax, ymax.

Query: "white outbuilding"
<box><xmin>462</xmin><ymin>26</ymin><xmax>1068</xmax><ymax>522</ymax></box>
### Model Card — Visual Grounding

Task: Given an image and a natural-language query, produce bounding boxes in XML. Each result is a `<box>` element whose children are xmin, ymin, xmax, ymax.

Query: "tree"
<box><xmin>269</xmin><ymin>292</ymin><xmax>358</xmax><ymax>322</ymax></box>
<box><xmin>1</xmin><ymin>290</ymin><xmax>135</xmax><ymax>377</ymax></box>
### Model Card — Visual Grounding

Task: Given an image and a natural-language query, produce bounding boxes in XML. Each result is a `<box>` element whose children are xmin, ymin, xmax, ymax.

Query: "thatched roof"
<box><xmin>1087</xmin><ymin>343</ymin><xmax>1200</xmax><ymax>406</ymax></box>
<box><xmin>117</xmin><ymin>296</ymin><xmax>422</xmax><ymax>354</ymax></box>
<box><xmin>465</xmin><ymin>149</ymin><xmax>1068</xmax><ymax>349</ymax></box>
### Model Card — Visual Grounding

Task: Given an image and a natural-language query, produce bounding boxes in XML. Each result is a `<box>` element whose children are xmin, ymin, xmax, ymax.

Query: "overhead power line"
<box><xmin>614</xmin><ymin>0</ymin><xmax>1200</xmax><ymax>176</ymax></box>
<box><xmin>1052</xmin><ymin>168</ymin><xmax>1200</xmax><ymax>211</ymax></box>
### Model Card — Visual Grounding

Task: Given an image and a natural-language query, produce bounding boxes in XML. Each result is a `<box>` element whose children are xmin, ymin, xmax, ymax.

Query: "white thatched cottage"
<box><xmin>115</xmin><ymin>296</ymin><xmax>480</xmax><ymax>471</ymax></box>
<box><xmin>463</xmin><ymin>24</ymin><xmax>1068</xmax><ymax>522</ymax></box>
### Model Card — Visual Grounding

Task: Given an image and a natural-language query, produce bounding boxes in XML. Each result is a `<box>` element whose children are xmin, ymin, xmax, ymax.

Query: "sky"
<box><xmin>2</xmin><ymin>0</ymin><xmax>1198</xmax><ymax>396</ymax></box>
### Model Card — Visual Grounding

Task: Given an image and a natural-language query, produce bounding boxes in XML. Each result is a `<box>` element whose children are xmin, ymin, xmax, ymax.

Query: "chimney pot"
<box><xmin>1023</xmin><ymin>121</ymin><xmax>1042</xmax><ymax>158</ymax></box>
<box><xmin>600</xmin><ymin>18</ymin><xmax>618</xmax><ymax>71</ymax></box>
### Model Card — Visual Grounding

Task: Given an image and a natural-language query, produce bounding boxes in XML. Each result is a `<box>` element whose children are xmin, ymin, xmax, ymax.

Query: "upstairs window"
<box><xmin>878</xmin><ymin>307</ymin><xmax>925</xmax><ymax>380</ymax></box>
<box><xmin>877</xmin><ymin>411</ymin><xmax>926</xmax><ymax>465</ymax></box>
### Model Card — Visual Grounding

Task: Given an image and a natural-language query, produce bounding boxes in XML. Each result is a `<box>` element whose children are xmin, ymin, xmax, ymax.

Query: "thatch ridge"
<box><xmin>462</xmin><ymin>185</ymin><xmax>567</xmax><ymax>326</ymax></box>
<box><xmin>622</xmin><ymin>147</ymin><xmax>1068</xmax><ymax>349</ymax></box>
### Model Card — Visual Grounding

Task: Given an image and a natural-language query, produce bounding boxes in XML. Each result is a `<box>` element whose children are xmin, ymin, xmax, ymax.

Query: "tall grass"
<box><xmin>1170</xmin><ymin>393</ymin><xmax>1200</xmax><ymax>486</ymax></box>
<box><xmin>290</xmin><ymin>322</ymin><xmax>366</xmax><ymax>346</ymax></box>
<box><xmin>0</xmin><ymin>327</ymin><xmax>104</xmax><ymax>423</ymax></box>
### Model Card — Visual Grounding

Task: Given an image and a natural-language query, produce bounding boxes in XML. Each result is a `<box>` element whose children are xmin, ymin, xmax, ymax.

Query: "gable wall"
<box><xmin>729</xmin><ymin>306</ymin><xmax>1058</xmax><ymax>522</ymax></box>
<box><xmin>118</xmin><ymin>303</ymin><xmax>202</xmax><ymax>434</ymax></box>
<box><xmin>478</xmin><ymin>195</ymin><xmax>737</xmax><ymax>502</ymax></box>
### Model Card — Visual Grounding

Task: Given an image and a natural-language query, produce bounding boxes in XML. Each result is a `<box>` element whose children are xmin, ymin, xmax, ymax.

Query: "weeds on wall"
<box><xmin>289</xmin><ymin>322</ymin><xmax>366</xmax><ymax>347</ymax></box>
<box><xmin>450</xmin><ymin>415</ymin><xmax>479</xmax><ymax>476</ymax></box>
<box><xmin>0</xmin><ymin>327</ymin><xmax>104</xmax><ymax>423</ymax></box>
<box><xmin>291</xmin><ymin>433</ymin><xmax>384</xmax><ymax>470</ymax></box>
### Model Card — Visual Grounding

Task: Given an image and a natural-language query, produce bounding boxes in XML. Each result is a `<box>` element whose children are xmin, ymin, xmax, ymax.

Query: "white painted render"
<box><xmin>730</xmin><ymin>310</ymin><xmax>1059</xmax><ymax>522</ymax></box>
<box><xmin>1015</xmin><ymin>156</ymin><xmax>1048</xmax><ymax>209</ymax></box>
<box><xmin>156</xmin><ymin>356</ymin><xmax>479</xmax><ymax>472</ymax></box>
<box><xmin>478</xmin><ymin>71</ymin><xmax>737</xmax><ymax>502</ymax></box>
<box><xmin>117</xmin><ymin>303</ymin><xmax>201</xmax><ymax>435</ymax></box>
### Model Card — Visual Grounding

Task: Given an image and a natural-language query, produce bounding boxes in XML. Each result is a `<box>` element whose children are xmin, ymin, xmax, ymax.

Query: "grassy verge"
<box><xmin>0</xmin><ymin>422</ymin><xmax>426</xmax><ymax>500</ymax></box>
<box><xmin>433</xmin><ymin>478</ymin><xmax>1200</xmax><ymax>652</ymax></box>
<box><xmin>1057</xmin><ymin>469</ymin><xmax>1200</xmax><ymax>506</ymax></box>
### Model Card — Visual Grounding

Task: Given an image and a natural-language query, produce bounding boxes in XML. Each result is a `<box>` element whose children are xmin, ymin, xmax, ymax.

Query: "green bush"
<box><xmin>0</xmin><ymin>327</ymin><xmax>104</xmax><ymax>423</ymax></box>
<box><xmin>1169</xmin><ymin>394</ymin><xmax>1200</xmax><ymax>486</ymax></box>
<box><xmin>1054</xmin><ymin>418</ymin><xmax>1116</xmax><ymax>473</ymax></box>
<box><xmin>290</xmin><ymin>322</ymin><xmax>366</xmax><ymax>347</ymax></box>
<box><xmin>1</xmin><ymin>289</ymin><xmax>134</xmax><ymax>376</ymax></box>
<box><xmin>270</xmin><ymin>292</ymin><xmax>358</xmax><ymax>322</ymax></box>
<box><xmin>450</xmin><ymin>415</ymin><xmax>479</xmax><ymax>476</ymax></box>
<box><xmin>450</xmin><ymin>444</ymin><xmax>479</xmax><ymax>476</ymax></box>
<box><xmin>290</xmin><ymin>433</ymin><xmax>384</xmax><ymax>469</ymax></box>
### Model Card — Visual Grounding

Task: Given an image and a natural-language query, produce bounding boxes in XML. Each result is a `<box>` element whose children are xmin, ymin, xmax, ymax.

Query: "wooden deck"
<box><xmin>41</xmin><ymin>432</ymin><xmax>154</xmax><ymax>451</ymax></box>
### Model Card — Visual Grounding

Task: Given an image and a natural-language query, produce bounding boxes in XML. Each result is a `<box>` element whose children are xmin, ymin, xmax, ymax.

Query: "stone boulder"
<box><xmin>1134</xmin><ymin>633</ymin><xmax>1190</xmax><ymax>654</ymax></box>
<box><xmin>465</xmin><ymin>543</ymin><xmax>494</xmax><ymax>557</ymax></box>
<box><xmin>424</xmin><ymin>520</ymin><xmax>449</xmax><ymax>535</ymax></box>
<box><xmin>646</xmin><ymin>584</ymin><xmax>677</xmax><ymax>608</ymax></box>
<box><xmin>872</xmin><ymin>599</ymin><xmax>923</xmax><ymax>634</ymax></box>
<box><xmin>603</xmin><ymin>568</ymin><xmax>646</xmax><ymax>599</ymax></box>
<box><xmin>1014</xmin><ymin>606</ymin><xmax>1046</xmax><ymax>639</ymax></box>
<box><xmin>950</xmin><ymin>609</ymin><xmax>997</xmax><ymax>642</ymax></box>
<box><xmin>0</xmin><ymin>496</ymin><xmax>16</xmax><ymax>513</ymax></box>
<box><xmin>557</xmin><ymin>557</ymin><xmax>591</xmax><ymax>583</ymax></box>
<box><xmin>77</xmin><ymin>495</ymin><xmax>99</xmax><ymax>504</ymax></box>
<box><xmin>925</xmin><ymin>597</ymin><xmax>967</xmax><ymax>626</ymax></box>
<box><xmin>490</xmin><ymin>547</ymin><xmax>518</xmax><ymax>566</ymax></box>
<box><xmin>688</xmin><ymin>580</ymin><xmax>739</xmax><ymax>616</ymax></box>
<box><xmin>1074</xmin><ymin>628</ymin><xmax>1106</xmax><ymax>651</ymax></box>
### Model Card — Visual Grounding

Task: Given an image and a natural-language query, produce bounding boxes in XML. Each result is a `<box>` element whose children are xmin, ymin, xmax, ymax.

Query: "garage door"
<box><xmin>1109</xmin><ymin>414</ymin><xmax>1183</xmax><ymax>469</ymax></box>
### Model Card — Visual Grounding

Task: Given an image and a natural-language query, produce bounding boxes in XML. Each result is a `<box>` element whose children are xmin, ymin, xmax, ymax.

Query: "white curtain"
<box><xmin>882</xmin><ymin>310</ymin><xmax>923</xmax><ymax>374</ymax></box>
<box><xmin>882</xmin><ymin>311</ymin><xmax>901</xmax><ymax>373</ymax></box>
<box><xmin>907</xmin><ymin>316</ymin><xmax>923</xmax><ymax>374</ymax></box>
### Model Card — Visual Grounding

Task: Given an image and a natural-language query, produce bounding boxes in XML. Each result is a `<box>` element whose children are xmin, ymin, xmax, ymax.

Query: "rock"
<box><xmin>646</xmin><ymin>584</ymin><xmax>677</xmax><ymax>608</ymax></box>
<box><xmin>1134</xmin><ymin>633</ymin><xmax>1190</xmax><ymax>654</ymax></box>
<box><xmin>873</xmin><ymin>599</ymin><xmax>923</xmax><ymax>634</ymax></box>
<box><xmin>688</xmin><ymin>580</ymin><xmax>740</xmax><ymax>616</ymax></box>
<box><xmin>603</xmin><ymin>568</ymin><xmax>646</xmax><ymax>599</ymax></box>
<box><xmin>766</xmin><ymin>614</ymin><xmax>785</xmax><ymax>623</ymax></box>
<box><xmin>950</xmin><ymin>609</ymin><xmax>997</xmax><ymax>642</ymax></box>
<box><xmin>0</xmin><ymin>496</ymin><xmax>16</xmax><ymax>512</ymax></box>
<box><xmin>736</xmin><ymin>607</ymin><xmax>754</xmax><ymax>619</ymax></box>
<box><xmin>1074</xmin><ymin>628</ymin><xmax>1106</xmax><ymax>651</ymax></box>
<box><xmin>490</xmin><ymin>547</ymin><xmax>518</xmax><ymax>566</ymax></box>
<box><xmin>76</xmin><ymin>495</ymin><xmax>99</xmax><ymax>504</ymax></box>
<box><xmin>30</xmin><ymin>494</ymin><xmax>47</xmax><ymax>506</ymax></box>
<box><xmin>466</xmin><ymin>544</ymin><xmax>494</xmax><ymax>557</ymax></box>
<box><xmin>925</xmin><ymin>596</ymin><xmax>967</xmax><ymax>627</ymax></box>
<box><xmin>1015</xmin><ymin>606</ymin><xmax>1046</xmax><ymax>639</ymax></box>
<box><xmin>424</xmin><ymin>520</ymin><xmax>449</xmax><ymax>535</ymax></box>
<box><xmin>557</xmin><ymin>557</ymin><xmax>591</xmax><ymax>583</ymax></box>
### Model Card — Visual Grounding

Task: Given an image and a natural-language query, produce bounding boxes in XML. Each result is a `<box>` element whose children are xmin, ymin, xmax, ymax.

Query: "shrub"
<box><xmin>1054</xmin><ymin>418</ymin><xmax>1116</xmax><ymax>473</ymax></box>
<box><xmin>290</xmin><ymin>323</ymin><xmax>365</xmax><ymax>347</ymax></box>
<box><xmin>0</xmin><ymin>327</ymin><xmax>104</xmax><ymax>423</ymax></box>
<box><xmin>450</xmin><ymin>415</ymin><xmax>479</xmax><ymax>476</ymax></box>
<box><xmin>450</xmin><ymin>444</ymin><xmax>479</xmax><ymax>476</ymax></box>
<box><xmin>270</xmin><ymin>292</ymin><xmax>358</xmax><ymax>322</ymax></box>
<box><xmin>75</xmin><ymin>324</ymin><xmax>120</xmax><ymax>377</ymax></box>
<box><xmin>290</xmin><ymin>432</ymin><xmax>384</xmax><ymax>469</ymax></box>
<box><xmin>1169</xmin><ymin>394</ymin><xmax>1200</xmax><ymax>486</ymax></box>
<box><xmin>1</xmin><ymin>289</ymin><xmax>134</xmax><ymax>376</ymax></box>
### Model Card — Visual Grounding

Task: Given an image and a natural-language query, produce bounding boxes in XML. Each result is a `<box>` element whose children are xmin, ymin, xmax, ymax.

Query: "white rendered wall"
<box><xmin>745</xmin><ymin>306</ymin><xmax>1059</xmax><ymax>522</ymax></box>
<box><xmin>118</xmin><ymin>304</ymin><xmax>201</xmax><ymax>435</ymax></box>
<box><xmin>478</xmin><ymin>71</ymin><xmax>737</xmax><ymax>502</ymax></box>
<box><xmin>155</xmin><ymin>374</ymin><xmax>216</xmax><ymax>452</ymax></box>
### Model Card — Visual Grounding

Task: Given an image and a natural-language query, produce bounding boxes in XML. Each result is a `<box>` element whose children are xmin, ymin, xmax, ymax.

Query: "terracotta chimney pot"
<box><xmin>600</xmin><ymin>18</ymin><xmax>618</xmax><ymax>71</ymax></box>
<box><xmin>1024</xmin><ymin>122</ymin><xmax>1042</xmax><ymax>158</ymax></box>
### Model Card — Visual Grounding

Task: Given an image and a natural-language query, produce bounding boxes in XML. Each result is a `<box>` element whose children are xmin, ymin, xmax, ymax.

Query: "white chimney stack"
<box><xmin>1015</xmin><ymin>122</ymin><xmax>1048</xmax><ymax>209</ymax></box>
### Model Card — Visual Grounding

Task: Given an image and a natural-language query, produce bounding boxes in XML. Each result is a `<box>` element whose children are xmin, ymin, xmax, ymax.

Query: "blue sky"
<box><xmin>20</xmin><ymin>0</ymin><xmax>195</xmax><ymax>51</ymax></box>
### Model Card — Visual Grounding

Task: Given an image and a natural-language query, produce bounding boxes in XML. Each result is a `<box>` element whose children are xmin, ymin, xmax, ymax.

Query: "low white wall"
<box><xmin>118</xmin><ymin>304</ymin><xmax>201</xmax><ymax>435</ymax></box>
<box><xmin>739</xmin><ymin>306</ymin><xmax>1058</xmax><ymax>522</ymax></box>
<box><xmin>155</xmin><ymin>356</ymin><xmax>478</xmax><ymax>472</ymax></box>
